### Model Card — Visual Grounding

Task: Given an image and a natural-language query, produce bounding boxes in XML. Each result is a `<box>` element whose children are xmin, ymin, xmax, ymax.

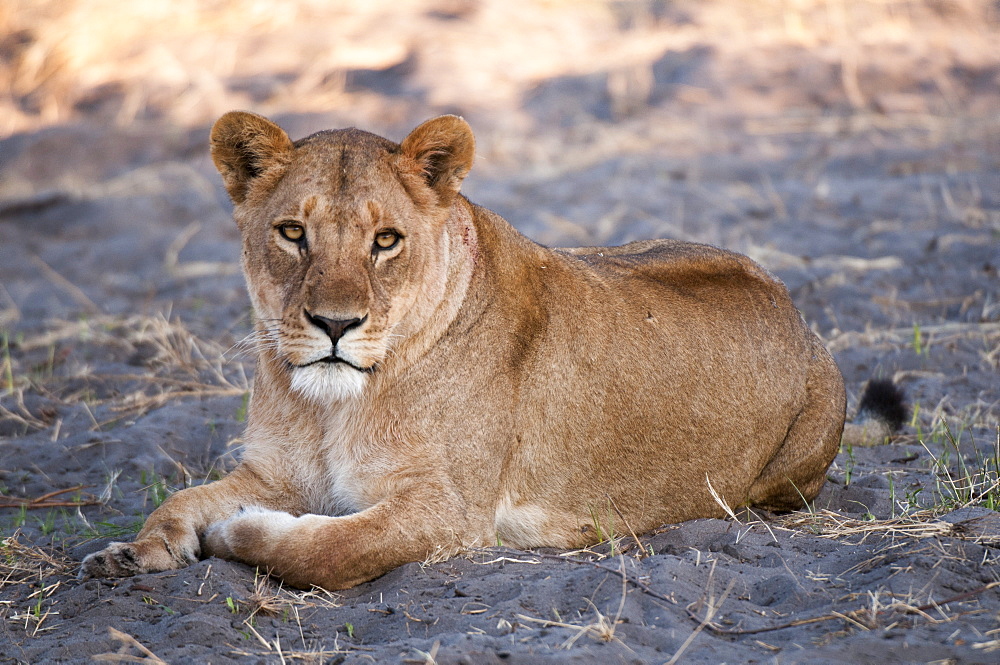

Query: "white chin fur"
<box><xmin>290</xmin><ymin>363</ymin><xmax>367</xmax><ymax>403</ymax></box>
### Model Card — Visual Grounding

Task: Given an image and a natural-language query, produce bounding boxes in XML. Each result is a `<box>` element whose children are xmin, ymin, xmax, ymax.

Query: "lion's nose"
<box><xmin>305</xmin><ymin>311</ymin><xmax>366</xmax><ymax>346</ymax></box>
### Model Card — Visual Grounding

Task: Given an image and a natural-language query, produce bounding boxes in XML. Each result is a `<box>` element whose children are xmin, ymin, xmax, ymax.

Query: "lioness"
<box><xmin>84</xmin><ymin>113</ymin><xmax>872</xmax><ymax>590</ymax></box>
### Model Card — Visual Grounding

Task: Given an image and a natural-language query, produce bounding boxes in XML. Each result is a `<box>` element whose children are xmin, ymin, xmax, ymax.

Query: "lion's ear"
<box><xmin>399</xmin><ymin>115</ymin><xmax>475</xmax><ymax>204</ymax></box>
<box><xmin>210</xmin><ymin>111</ymin><xmax>294</xmax><ymax>205</ymax></box>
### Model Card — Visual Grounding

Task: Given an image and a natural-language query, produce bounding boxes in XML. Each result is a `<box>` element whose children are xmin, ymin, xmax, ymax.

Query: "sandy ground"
<box><xmin>1</xmin><ymin>1</ymin><xmax>999</xmax><ymax>663</ymax></box>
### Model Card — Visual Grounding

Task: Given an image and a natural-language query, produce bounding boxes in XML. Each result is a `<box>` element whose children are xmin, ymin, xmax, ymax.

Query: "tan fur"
<box><xmin>81</xmin><ymin>113</ymin><xmax>848</xmax><ymax>590</ymax></box>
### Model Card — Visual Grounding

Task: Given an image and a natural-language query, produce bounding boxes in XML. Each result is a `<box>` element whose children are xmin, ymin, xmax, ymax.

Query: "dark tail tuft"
<box><xmin>857</xmin><ymin>378</ymin><xmax>908</xmax><ymax>433</ymax></box>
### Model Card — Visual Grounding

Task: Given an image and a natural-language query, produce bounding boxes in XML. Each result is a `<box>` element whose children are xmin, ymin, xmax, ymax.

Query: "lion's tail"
<box><xmin>841</xmin><ymin>378</ymin><xmax>908</xmax><ymax>447</ymax></box>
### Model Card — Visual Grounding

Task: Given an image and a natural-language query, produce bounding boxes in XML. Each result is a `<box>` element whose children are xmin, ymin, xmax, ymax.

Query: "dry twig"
<box><xmin>92</xmin><ymin>627</ymin><xmax>168</xmax><ymax>664</ymax></box>
<box><xmin>669</xmin><ymin>561</ymin><xmax>735</xmax><ymax>665</ymax></box>
<box><xmin>0</xmin><ymin>485</ymin><xmax>100</xmax><ymax>509</ymax></box>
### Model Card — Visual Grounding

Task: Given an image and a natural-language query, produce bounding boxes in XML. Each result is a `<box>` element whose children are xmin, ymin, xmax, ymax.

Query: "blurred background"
<box><xmin>3</xmin><ymin>0</ymin><xmax>998</xmax><ymax>173</ymax></box>
<box><xmin>1</xmin><ymin>0</ymin><xmax>998</xmax><ymax>438</ymax></box>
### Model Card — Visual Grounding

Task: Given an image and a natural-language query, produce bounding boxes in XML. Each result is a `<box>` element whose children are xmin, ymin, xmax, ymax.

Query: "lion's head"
<box><xmin>210</xmin><ymin>112</ymin><xmax>476</xmax><ymax>402</ymax></box>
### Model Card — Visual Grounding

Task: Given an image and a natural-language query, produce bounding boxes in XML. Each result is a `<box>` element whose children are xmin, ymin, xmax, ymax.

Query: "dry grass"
<box><xmin>703</xmin><ymin>580</ymin><xmax>1000</xmax><ymax>637</ymax></box>
<box><xmin>773</xmin><ymin>505</ymin><xmax>1000</xmax><ymax>552</ymax></box>
<box><xmin>1</xmin><ymin>313</ymin><xmax>249</xmax><ymax>435</ymax></box>
<box><xmin>516</xmin><ymin>556</ymin><xmax>633</xmax><ymax>650</ymax></box>
<box><xmin>226</xmin><ymin>571</ymin><xmax>348</xmax><ymax>663</ymax></box>
<box><xmin>231</xmin><ymin>641</ymin><xmax>353</xmax><ymax>664</ymax></box>
<box><xmin>0</xmin><ymin>530</ymin><xmax>72</xmax><ymax>589</ymax></box>
<box><xmin>825</xmin><ymin>322</ymin><xmax>1000</xmax><ymax>358</ymax></box>
<box><xmin>775</xmin><ymin>508</ymin><xmax>957</xmax><ymax>541</ymax></box>
<box><xmin>973</xmin><ymin>633</ymin><xmax>1000</xmax><ymax>653</ymax></box>
<box><xmin>242</xmin><ymin>570</ymin><xmax>341</xmax><ymax>622</ymax></box>
<box><xmin>1</xmin><ymin>531</ymin><xmax>73</xmax><ymax>637</ymax></box>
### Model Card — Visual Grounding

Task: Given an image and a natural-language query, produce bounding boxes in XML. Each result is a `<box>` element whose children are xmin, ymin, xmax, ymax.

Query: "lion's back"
<box><xmin>558</xmin><ymin>238</ymin><xmax>791</xmax><ymax>315</ymax></box>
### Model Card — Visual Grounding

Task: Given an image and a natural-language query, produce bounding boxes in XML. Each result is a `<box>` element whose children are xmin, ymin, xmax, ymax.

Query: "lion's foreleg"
<box><xmin>202</xmin><ymin>487</ymin><xmax>465</xmax><ymax>590</ymax></box>
<box><xmin>80</xmin><ymin>464</ymin><xmax>301</xmax><ymax>579</ymax></box>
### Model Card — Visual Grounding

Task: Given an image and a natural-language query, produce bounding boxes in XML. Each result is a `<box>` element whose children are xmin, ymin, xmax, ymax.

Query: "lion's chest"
<box><xmin>311</xmin><ymin>407</ymin><xmax>399</xmax><ymax>516</ymax></box>
<box><xmin>320</xmin><ymin>442</ymin><xmax>379</xmax><ymax>515</ymax></box>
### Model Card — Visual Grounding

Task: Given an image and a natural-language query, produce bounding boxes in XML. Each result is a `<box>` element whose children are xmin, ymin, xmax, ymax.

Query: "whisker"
<box><xmin>226</xmin><ymin>327</ymin><xmax>283</xmax><ymax>358</ymax></box>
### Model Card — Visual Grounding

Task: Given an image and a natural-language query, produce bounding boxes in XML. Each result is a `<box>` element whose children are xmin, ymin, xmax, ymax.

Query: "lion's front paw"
<box><xmin>80</xmin><ymin>532</ymin><xmax>199</xmax><ymax>580</ymax></box>
<box><xmin>80</xmin><ymin>542</ymin><xmax>146</xmax><ymax>579</ymax></box>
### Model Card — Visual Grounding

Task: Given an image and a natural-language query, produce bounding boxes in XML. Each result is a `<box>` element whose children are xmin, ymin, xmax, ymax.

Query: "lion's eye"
<box><xmin>278</xmin><ymin>223</ymin><xmax>305</xmax><ymax>243</ymax></box>
<box><xmin>373</xmin><ymin>230</ymin><xmax>400</xmax><ymax>251</ymax></box>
